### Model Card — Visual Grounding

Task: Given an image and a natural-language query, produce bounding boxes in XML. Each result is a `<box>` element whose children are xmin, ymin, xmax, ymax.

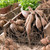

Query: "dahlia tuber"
<box><xmin>40</xmin><ymin>38</ymin><xmax>48</xmax><ymax>45</ymax></box>
<box><xmin>41</xmin><ymin>46</ymin><xmax>46</xmax><ymax>50</ymax></box>
<box><xmin>10</xmin><ymin>23</ymin><xmax>18</xmax><ymax>32</ymax></box>
<box><xmin>10</xmin><ymin>19</ymin><xmax>24</xmax><ymax>25</ymax></box>
<box><xmin>9</xmin><ymin>45</ymin><xmax>15</xmax><ymax>50</ymax></box>
<box><xmin>46</xmin><ymin>44</ymin><xmax>50</xmax><ymax>50</ymax></box>
<box><xmin>44</xmin><ymin>22</ymin><xmax>50</xmax><ymax>36</ymax></box>
<box><xmin>1</xmin><ymin>45</ymin><xmax>4</xmax><ymax>50</ymax></box>
<box><xmin>41</xmin><ymin>17</ymin><xmax>47</xmax><ymax>27</ymax></box>
<box><xmin>26</xmin><ymin>14</ymin><xmax>34</xmax><ymax>45</ymax></box>
<box><xmin>25</xmin><ymin>14</ymin><xmax>35</xmax><ymax>26</ymax></box>
<box><xmin>0</xmin><ymin>20</ymin><xmax>6</xmax><ymax>27</ymax></box>
<box><xmin>35</xmin><ymin>14</ymin><xmax>42</xmax><ymax>31</ymax></box>
<box><xmin>17</xmin><ymin>26</ymin><xmax>24</xmax><ymax>32</ymax></box>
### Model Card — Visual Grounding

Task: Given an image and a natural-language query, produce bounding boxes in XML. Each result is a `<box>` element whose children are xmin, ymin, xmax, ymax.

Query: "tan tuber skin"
<box><xmin>16</xmin><ymin>19</ymin><xmax>25</xmax><ymax>25</ymax></box>
<box><xmin>5</xmin><ymin>40</ymin><xmax>10</xmax><ymax>47</ymax></box>
<box><xmin>40</xmin><ymin>38</ymin><xmax>48</xmax><ymax>45</ymax></box>
<box><xmin>10</xmin><ymin>23</ymin><xmax>18</xmax><ymax>32</ymax></box>
<box><xmin>1</xmin><ymin>45</ymin><xmax>4</xmax><ymax>50</ymax></box>
<box><xmin>46</xmin><ymin>44</ymin><xmax>50</xmax><ymax>50</ymax></box>
<box><xmin>44</xmin><ymin>22</ymin><xmax>50</xmax><ymax>36</ymax></box>
<box><xmin>25</xmin><ymin>14</ymin><xmax>35</xmax><ymax>26</ymax></box>
<box><xmin>6</xmin><ymin>38</ymin><xmax>14</xmax><ymax>45</ymax></box>
<box><xmin>46</xmin><ymin>36</ymin><xmax>50</xmax><ymax>43</ymax></box>
<box><xmin>35</xmin><ymin>14</ymin><xmax>42</xmax><ymax>31</ymax></box>
<box><xmin>4</xmin><ymin>47</ymin><xmax>9</xmax><ymax>50</ymax></box>
<box><xmin>26</xmin><ymin>14</ymin><xmax>34</xmax><ymax>33</ymax></box>
<box><xmin>35</xmin><ymin>10</ymin><xmax>43</xmax><ymax>17</ymax></box>
<box><xmin>41</xmin><ymin>17</ymin><xmax>47</xmax><ymax>27</ymax></box>
<box><xmin>26</xmin><ymin>22</ymin><xmax>31</xmax><ymax>35</ymax></box>
<box><xmin>25</xmin><ymin>14</ymin><xmax>30</xmax><ymax>26</ymax></box>
<box><xmin>40</xmin><ymin>36</ymin><xmax>50</xmax><ymax>45</ymax></box>
<box><xmin>41</xmin><ymin>46</ymin><xmax>46</xmax><ymax>50</ymax></box>
<box><xmin>0</xmin><ymin>20</ymin><xmax>7</xmax><ymax>27</ymax></box>
<box><xmin>41</xmin><ymin>44</ymin><xmax>50</xmax><ymax>50</ymax></box>
<box><xmin>10</xmin><ymin>19</ymin><xmax>24</xmax><ymax>25</ymax></box>
<box><xmin>9</xmin><ymin>45</ymin><xmax>15</xmax><ymax>50</ymax></box>
<box><xmin>10</xmin><ymin>23</ymin><xmax>24</xmax><ymax>32</ymax></box>
<box><xmin>0</xmin><ymin>16</ymin><xmax>7</xmax><ymax>20</ymax></box>
<box><xmin>12</xmin><ymin>42</ymin><xmax>19</xmax><ymax>49</ymax></box>
<box><xmin>17</xmin><ymin>26</ymin><xmax>24</xmax><ymax>32</ymax></box>
<box><xmin>26</xmin><ymin>14</ymin><xmax>34</xmax><ymax>46</ymax></box>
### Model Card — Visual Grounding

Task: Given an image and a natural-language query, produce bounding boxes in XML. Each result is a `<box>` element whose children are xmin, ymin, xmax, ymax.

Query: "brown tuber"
<box><xmin>6</xmin><ymin>38</ymin><xmax>14</xmax><ymax>45</ymax></box>
<box><xmin>40</xmin><ymin>38</ymin><xmax>48</xmax><ymax>45</ymax></box>
<box><xmin>1</xmin><ymin>45</ymin><xmax>4</xmax><ymax>50</ymax></box>
<box><xmin>26</xmin><ymin>14</ymin><xmax>35</xmax><ymax>34</ymax></box>
<box><xmin>46</xmin><ymin>36</ymin><xmax>50</xmax><ymax>43</ymax></box>
<box><xmin>4</xmin><ymin>47</ymin><xmax>9</xmax><ymax>50</ymax></box>
<box><xmin>10</xmin><ymin>19</ymin><xmax>24</xmax><ymax>25</ymax></box>
<box><xmin>12</xmin><ymin>42</ymin><xmax>19</xmax><ymax>49</ymax></box>
<box><xmin>17</xmin><ymin>26</ymin><xmax>24</xmax><ymax>32</ymax></box>
<box><xmin>10</xmin><ymin>23</ymin><xmax>17</xmax><ymax>32</ymax></box>
<box><xmin>26</xmin><ymin>22</ymin><xmax>31</xmax><ymax>35</ymax></box>
<box><xmin>0</xmin><ymin>16</ymin><xmax>7</xmax><ymax>20</ymax></box>
<box><xmin>9</xmin><ymin>45</ymin><xmax>15</xmax><ymax>50</ymax></box>
<box><xmin>25</xmin><ymin>14</ymin><xmax>35</xmax><ymax>26</ymax></box>
<box><xmin>35</xmin><ymin>10</ymin><xmax>43</xmax><ymax>17</ymax></box>
<box><xmin>40</xmin><ymin>36</ymin><xmax>50</xmax><ymax>45</ymax></box>
<box><xmin>0</xmin><ymin>20</ymin><xmax>6</xmax><ymax>27</ymax></box>
<box><xmin>26</xmin><ymin>14</ymin><xmax>34</xmax><ymax>45</ymax></box>
<box><xmin>41</xmin><ymin>17</ymin><xmax>47</xmax><ymax>27</ymax></box>
<box><xmin>25</xmin><ymin>14</ymin><xmax>30</xmax><ymax>26</ymax></box>
<box><xmin>46</xmin><ymin>44</ymin><xmax>50</xmax><ymax>50</ymax></box>
<box><xmin>41</xmin><ymin>46</ymin><xmax>46</xmax><ymax>50</ymax></box>
<box><xmin>5</xmin><ymin>40</ymin><xmax>10</xmax><ymax>47</ymax></box>
<box><xmin>35</xmin><ymin>14</ymin><xmax>42</xmax><ymax>31</ymax></box>
<box><xmin>44</xmin><ymin>22</ymin><xmax>50</xmax><ymax>36</ymax></box>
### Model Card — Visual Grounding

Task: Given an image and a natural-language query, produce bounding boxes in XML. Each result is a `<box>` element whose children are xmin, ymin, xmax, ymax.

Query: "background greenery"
<box><xmin>18</xmin><ymin>0</ymin><xmax>40</xmax><ymax>10</ymax></box>
<box><xmin>0</xmin><ymin>0</ymin><xmax>18</xmax><ymax>8</ymax></box>
<box><xmin>0</xmin><ymin>0</ymin><xmax>40</xmax><ymax>10</ymax></box>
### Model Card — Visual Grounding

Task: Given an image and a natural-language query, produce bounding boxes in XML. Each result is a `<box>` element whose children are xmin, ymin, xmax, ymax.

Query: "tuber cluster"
<box><xmin>0</xmin><ymin>38</ymin><xmax>19</xmax><ymax>50</ymax></box>
<box><xmin>2</xmin><ymin>0</ymin><xmax>50</xmax><ymax>49</ymax></box>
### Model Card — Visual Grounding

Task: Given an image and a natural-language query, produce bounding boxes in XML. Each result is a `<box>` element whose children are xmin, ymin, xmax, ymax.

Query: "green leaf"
<box><xmin>18</xmin><ymin>0</ymin><xmax>40</xmax><ymax>10</ymax></box>
<box><xmin>0</xmin><ymin>0</ymin><xmax>18</xmax><ymax>8</ymax></box>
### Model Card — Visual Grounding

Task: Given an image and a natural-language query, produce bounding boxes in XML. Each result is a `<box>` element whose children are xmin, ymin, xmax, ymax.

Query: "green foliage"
<box><xmin>0</xmin><ymin>0</ymin><xmax>18</xmax><ymax>8</ymax></box>
<box><xmin>18</xmin><ymin>0</ymin><xmax>40</xmax><ymax>10</ymax></box>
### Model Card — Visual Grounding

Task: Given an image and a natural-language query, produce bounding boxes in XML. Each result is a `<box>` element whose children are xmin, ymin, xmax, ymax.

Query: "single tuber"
<box><xmin>35</xmin><ymin>14</ymin><xmax>42</xmax><ymax>31</ymax></box>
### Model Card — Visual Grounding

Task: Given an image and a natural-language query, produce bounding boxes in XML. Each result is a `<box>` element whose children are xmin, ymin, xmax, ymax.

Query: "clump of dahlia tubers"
<box><xmin>2</xmin><ymin>2</ymin><xmax>50</xmax><ymax>50</ymax></box>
